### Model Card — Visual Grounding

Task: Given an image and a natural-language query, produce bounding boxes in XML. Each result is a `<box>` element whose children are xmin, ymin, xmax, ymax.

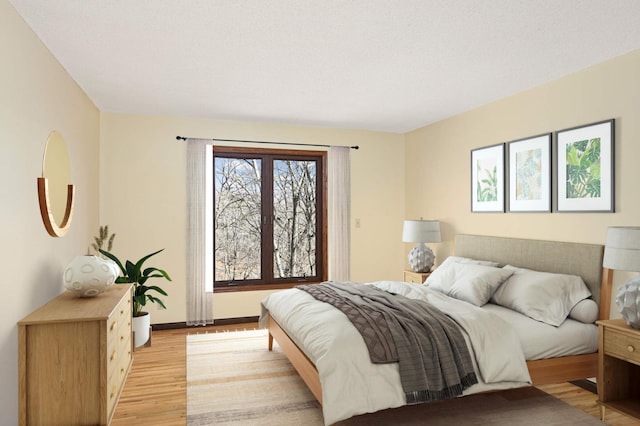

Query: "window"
<box><xmin>213</xmin><ymin>146</ymin><xmax>327</xmax><ymax>291</ymax></box>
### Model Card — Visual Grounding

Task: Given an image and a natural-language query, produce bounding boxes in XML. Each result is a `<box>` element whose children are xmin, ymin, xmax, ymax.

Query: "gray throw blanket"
<box><xmin>297</xmin><ymin>282</ymin><xmax>478</xmax><ymax>404</ymax></box>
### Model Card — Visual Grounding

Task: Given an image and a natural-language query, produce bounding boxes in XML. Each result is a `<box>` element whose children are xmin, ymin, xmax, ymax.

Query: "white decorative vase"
<box><xmin>132</xmin><ymin>312</ymin><xmax>151</xmax><ymax>347</ymax></box>
<box><xmin>63</xmin><ymin>255</ymin><xmax>119</xmax><ymax>297</ymax></box>
<box><xmin>616</xmin><ymin>277</ymin><xmax>640</xmax><ymax>329</ymax></box>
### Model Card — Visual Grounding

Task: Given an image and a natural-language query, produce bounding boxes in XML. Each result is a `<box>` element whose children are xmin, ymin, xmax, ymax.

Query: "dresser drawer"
<box><xmin>107</xmin><ymin>335</ymin><xmax>132</xmax><ymax>390</ymax></box>
<box><xmin>107</xmin><ymin>335</ymin><xmax>132</xmax><ymax>417</ymax></box>
<box><xmin>107</xmin><ymin>319</ymin><xmax>131</xmax><ymax>356</ymax></box>
<box><xmin>604</xmin><ymin>327</ymin><xmax>640</xmax><ymax>366</ymax></box>
<box><xmin>107</xmin><ymin>295</ymin><xmax>132</xmax><ymax>357</ymax></box>
<box><xmin>107</xmin><ymin>294</ymin><xmax>131</xmax><ymax>335</ymax></box>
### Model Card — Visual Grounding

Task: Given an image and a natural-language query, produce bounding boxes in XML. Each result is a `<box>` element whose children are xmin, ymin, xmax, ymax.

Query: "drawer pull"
<box><xmin>628</xmin><ymin>345</ymin><xmax>635</xmax><ymax>353</ymax></box>
<box><xmin>110</xmin><ymin>321</ymin><xmax>117</xmax><ymax>331</ymax></box>
<box><xmin>110</xmin><ymin>350</ymin><xmax>117</xmax><ymax>361</ymax></box>
<box><xmin>120</xmin><ymin>309</ymin><xmax>124</xmax><ymax>315</ymax></box>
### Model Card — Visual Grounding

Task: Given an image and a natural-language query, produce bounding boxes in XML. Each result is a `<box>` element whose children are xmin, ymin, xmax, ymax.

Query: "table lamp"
<box><xmin>402</xmin><ymin>220</ymin><xmax>441</xmax><ymax>273</ymax></box>
<box><xmin>603</xmin><ymin>226</ymin><xmax>640</xmax><ymax>328</ymax></box>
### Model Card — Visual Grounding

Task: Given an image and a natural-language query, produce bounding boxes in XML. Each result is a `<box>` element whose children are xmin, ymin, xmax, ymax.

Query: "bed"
<box><xmin>260</xmin><ymin>234</ymin><xmax>614</xmax><ymax>424</ymax></box>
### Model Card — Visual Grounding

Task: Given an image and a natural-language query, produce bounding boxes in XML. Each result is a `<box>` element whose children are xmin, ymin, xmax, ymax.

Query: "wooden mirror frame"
<box><xmin>37</xmin><ymin>177</ymin><xmax>74</xmax><ymax>237</ymax></box>
<box><xmin>37</xmin><ymin>131</ymin><xmax>74</xmax><ymax>237</ymax></box>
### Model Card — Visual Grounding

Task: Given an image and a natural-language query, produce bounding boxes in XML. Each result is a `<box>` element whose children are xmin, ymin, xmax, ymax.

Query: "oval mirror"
<box><xmin>38</xmin><ymin>131</ymin><xmax>74</xmax><ymax>237</ymax></box>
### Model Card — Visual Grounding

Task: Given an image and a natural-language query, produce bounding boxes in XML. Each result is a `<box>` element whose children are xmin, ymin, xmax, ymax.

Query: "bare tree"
<box><xmin>215</xmin><ymin>158</ymin><xmax>262</xmax><ymax>280</ymax></box>
<box><xmin>273</xmin><ymin>160</ymin><xmax>316</xmax><ymax>278</ymax></box>
<box><xmin>215</xmin><ymin>156</ymin><xmax>317</xmax><ymax>282</ymax></box>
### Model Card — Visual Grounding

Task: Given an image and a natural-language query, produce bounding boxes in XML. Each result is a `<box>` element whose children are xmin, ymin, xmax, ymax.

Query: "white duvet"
<box><xmin>260</xmin><ymin>281</ymin><xmax>531</xmax><ymax>425</ymax></box>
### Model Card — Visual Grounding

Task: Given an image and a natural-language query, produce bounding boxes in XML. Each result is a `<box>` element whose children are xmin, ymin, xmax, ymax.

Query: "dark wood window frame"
<box><xmin>213</xmin><ymin>146</ymin><xmax>328</xmax><ymax>292</ymax></box>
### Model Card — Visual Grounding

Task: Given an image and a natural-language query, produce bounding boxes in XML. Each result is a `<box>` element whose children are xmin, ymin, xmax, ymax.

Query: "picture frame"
<box><xmin>471</xmin><ymin>143</ymin><xmax>505</xmax><ymax>212</ymax></box>
<box><xmin>506</xmin><ymin>133</ymin><xmax>551</xmax><ymax>212</ymax></box>
<box><xmin>556</xmin><ymin>119</ymin><xmax>614</xmax><ymax>212</ymax></box>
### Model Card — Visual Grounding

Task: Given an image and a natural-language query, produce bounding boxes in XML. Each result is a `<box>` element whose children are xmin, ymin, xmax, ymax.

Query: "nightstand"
<box><xmin>597</xmin><ymin>319</ymin><xmax>640</xmax><ymax>422</ymax></box>
<box><xmin>403</xmin><ymin>270</ymin><xmax>431</xmax><ymax>284</ymax></box>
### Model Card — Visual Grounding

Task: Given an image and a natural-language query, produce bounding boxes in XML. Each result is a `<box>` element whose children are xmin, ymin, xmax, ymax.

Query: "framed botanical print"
<box><xmin>506</xmin><ymin>133</ymin><xmax>551</xmax><ymax>212</ymax></box>
<box><xmin>471</xmin><ymin>143</ymin><xmax>505</xmax><ymax>212</ymax></box>
<box><xmin>556</xmin><ymin>119</ymin><xmax>614</xmax><ymax>212</ymax></box>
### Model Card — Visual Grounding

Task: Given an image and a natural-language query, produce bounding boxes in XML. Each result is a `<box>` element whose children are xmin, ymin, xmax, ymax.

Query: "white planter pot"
<box><xmin>132</xmin><ymin>312</ymin><xmax>151</xmax><ymax>347</ymax></box>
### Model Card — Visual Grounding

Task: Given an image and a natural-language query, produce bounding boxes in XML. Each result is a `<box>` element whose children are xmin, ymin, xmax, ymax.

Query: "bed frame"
<box><xmin>267</xmin><ymin>234</ymin><xmax>614</xmax><ymax>405</ymax></box>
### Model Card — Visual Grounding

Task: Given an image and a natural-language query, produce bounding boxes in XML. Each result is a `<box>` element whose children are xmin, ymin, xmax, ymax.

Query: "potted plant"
<box><xmin>99</xmin><ymin>248</ymin><xmax>171</xmax><ymax>347</ymax></box>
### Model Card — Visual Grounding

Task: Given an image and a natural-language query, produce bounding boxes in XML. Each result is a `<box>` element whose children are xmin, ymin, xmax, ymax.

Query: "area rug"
<box><xmin>187</xmin><ymin>329</ymin><xmax>606</xmax><ymax>425</ymax></box>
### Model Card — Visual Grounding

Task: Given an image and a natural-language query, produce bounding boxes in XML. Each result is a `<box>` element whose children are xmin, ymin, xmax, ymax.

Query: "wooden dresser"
<box><xmin>596</xmin><ymin>318</ymin><xmax>640</xmax><ymax>422</ymax></box>
<box><xmin>18</xmin><ymin>284</ymin><xmax>133</xmax><ymax>426</ymax></box>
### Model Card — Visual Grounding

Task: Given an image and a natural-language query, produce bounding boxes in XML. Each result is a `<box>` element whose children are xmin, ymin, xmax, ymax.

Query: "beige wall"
<box><xmin>100</xmin><ymin>113</ymin><xmax>406</xmax><ymax>323</ymax></box>
<box><xmin>405</xmin><ymin>48</ymin><xmax>640</xmax><ymax>317</ymax></box>
<box><xmin>1</xmin><ymin>1</ymin><xmax>101</xmax><ymax>424</ymax></box>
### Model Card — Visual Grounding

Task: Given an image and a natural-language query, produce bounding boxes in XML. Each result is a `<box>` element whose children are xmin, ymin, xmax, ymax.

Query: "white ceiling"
<box><xmin>9</xmin><ymin>1</ymin><xmax>640</xmax><ymax>133</ymax></box>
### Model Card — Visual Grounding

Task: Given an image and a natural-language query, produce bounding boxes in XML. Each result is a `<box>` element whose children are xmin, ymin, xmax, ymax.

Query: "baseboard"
<box><xmin>152</xmin><ymin>316</ymin><xmax>259</xmax><ymax>330</ymax></box>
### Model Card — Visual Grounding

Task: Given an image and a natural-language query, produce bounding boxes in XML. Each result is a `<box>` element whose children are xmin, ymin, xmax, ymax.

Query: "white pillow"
<box><xmin>569</xmin><ymin>299</ymin><xmax>599</xmax><ymax>324</ymax></box>
<box><xmin>426</xmin><ymin>262</ymin><xmax>514</xmax><ymax>306</ymax></box>
<box><xmin>491</xmin><ymin>266</ymin><xmax>592</xmax><ymax>326</ymax></box>
<box><xmin>438</xmin><ymin>256</ymin><xmax>501</xmax><ymax>269</ymax></box>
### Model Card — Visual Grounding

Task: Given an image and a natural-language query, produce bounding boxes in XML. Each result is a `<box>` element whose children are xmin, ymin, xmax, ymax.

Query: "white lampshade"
<box><xmin>402</xmin><ymin>220</ymin><xmax>441</xmax><ymax>243</ymax></box>
<box><xmin>603</xmin><ymin>226</ymin><xmax>640</xmax><ymax>271</ymax></box>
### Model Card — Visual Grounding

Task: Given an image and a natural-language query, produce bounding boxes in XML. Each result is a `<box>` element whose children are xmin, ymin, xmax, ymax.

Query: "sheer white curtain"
<box><xmin>186</xmin><ymin>139</ymin><xmax>214</xmax><ymax>326</ymax></box>
<box><xmin>328</xmin><ymin>146</ymin><xmax>351</xmax><ymax>281</ymax></box>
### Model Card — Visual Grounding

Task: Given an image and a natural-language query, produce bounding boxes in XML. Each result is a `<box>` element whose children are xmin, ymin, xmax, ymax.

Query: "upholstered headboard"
<box><xmin>454</xmin><ymin>234</ymin><xmax>605</xmax><ymax>306</ymax></box>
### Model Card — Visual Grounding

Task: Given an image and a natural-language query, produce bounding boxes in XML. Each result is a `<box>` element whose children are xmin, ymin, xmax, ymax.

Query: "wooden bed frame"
<box><xmin>267</xmin><ymin>234</ymin><xmax>614</xmax><ymax>406</ymax></box>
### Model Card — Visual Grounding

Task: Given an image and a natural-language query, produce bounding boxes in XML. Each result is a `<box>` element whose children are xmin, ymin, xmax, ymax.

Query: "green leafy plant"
<box><xmin>565</xmin><ymin>138</ymin><xmax>601</xmax><ymax>199</ymax></box>
<box><xmin>99</xmin><ymin>249</ymin><xmax>172</xmax><ymax>317</ymax></box>
<box><xmin>477</xmin><ymin>165</ymin><xmax>498</xmax><ymax>202</ymax></box>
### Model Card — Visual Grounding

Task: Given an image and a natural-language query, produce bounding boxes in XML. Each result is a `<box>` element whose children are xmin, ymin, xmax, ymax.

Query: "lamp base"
<box><xmin>616</xmin><ymin>276</ymin><xmax>640</xmax><ymax>329</ymax></box>
<box><xmin>408</xmin><ymin>243</ymin><xmax>435</xmax><ymax>273</ymax></box>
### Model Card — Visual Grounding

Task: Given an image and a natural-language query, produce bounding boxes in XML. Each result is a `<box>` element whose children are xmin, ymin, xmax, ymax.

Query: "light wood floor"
<box><xmin>112</xmin><ymin>324</ymin><xmax>640</xmax><ymax>425</ymax></box>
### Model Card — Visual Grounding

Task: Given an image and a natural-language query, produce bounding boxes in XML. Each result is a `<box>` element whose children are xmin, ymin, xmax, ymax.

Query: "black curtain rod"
<box><xmin>176</xmin><ymin>136</ymin><xmax>359</xmax><ymax>150</ymax></box>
